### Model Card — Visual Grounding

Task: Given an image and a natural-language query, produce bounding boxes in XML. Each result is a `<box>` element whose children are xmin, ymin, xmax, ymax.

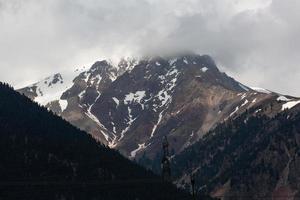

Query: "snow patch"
<box><xmin>130</xmin><ymin>143</ymin><xmax>149</xmax><ymax>158</ymax></box>
<box><xmin>119</xmin><ymin>106</ymin><xmax>136</xmax><ymax>142</ymax></box>
<box><xmin>241</xmin><ymin>99</ymin><xmax>249</xmax><ymax>107</ymax></box>
<box><xmin>85</xmin><ymin>92</ymin><xmax>112</xmax><ymax>146</ymax></box>
<box><xmin>201</xmin><ymin>67</ymin><xmax>208</xmax><ymax>72</ymax></box>
<box><xmin>78</xmin><ymin>90</ymin><xmax>85</xmax><ymax>99</ymax></box>
<box><xmin>169</xmin><ymin>58</ymin><xmax>177</xmax><ymax>66</ymax></box>
<box><xmin>155</xmin><ymin>67</ymin><xmax>179</xmax><ymax>107</ymax></box>
<box><xmin>250</xmin><ymin>87</ymin><xmax>271</xmax><ymax>94</ymax></box>
<box><xmin>150</xmin><ymin>65</ymin><xmax>180</xmax><ymax>138</ymax></box>
<box><xmin>124</xmin><ymin>91</ymin><xmax>146</xmax><ymax>109</ymax></box>
<box><xmin>150</xmin><ymin>111</ymin><xmax>163</xmax><ymax>138</ymax></box>
<box><xmin>241</xmin><ymin>93</ymin><xmax>247</xmax><ymax>100</ymax></box>
<box><xmin>282</xmin><ymin>100</ymin><xmax>300</xmax><ymax>111</ymax></box>
<box><xmin>84</xmin><ymin>71</ymin><xmax>91</xmax><ymax>82</ymax></box>
<box><xmin>255</xmin><ymin>109</ymin><xmax>262</xmax><ymax>113</ymax></box>
<box><xmin>90</xmin><ymin>74</ymin><xmax>102</xmax><ymax>85</ymax></box>
<box><xmin>59</xmin><ymin>99</ymin><xmax>68</xmax><ymax>112</ymax></box>
<box><xmin>28</xmin><ymin>67</ymin><xmax>85</xmax><ymax>106</ymax></box>
<box><xmin>277</xmin><ymin>96</ymin><xmax>291</xmax><ymax>102</ymax></box>
<box><xmin>112</xmin><ymin>97</ymin><xmax>120</xmax><ymax>106</ymax></box>
<box><xmin>229</xmin><ymin>106</ymin><xmax>239</xmax><ymax>117</ymax></box>
<box><xmin>183</xmin><ymin>58</ymin><xmax>188</xmax><ymax>64</ymax></box>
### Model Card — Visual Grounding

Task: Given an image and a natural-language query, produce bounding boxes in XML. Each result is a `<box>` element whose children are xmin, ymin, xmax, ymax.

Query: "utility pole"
<box><xmin>161</xmin><ymin>136</ymin><xmax>171</xmax><ymax>182</ymax></box>
<box><xmin>190</xmin><ymin>173</ymin><xmax>196</xmax><ymax>200</ymax></box>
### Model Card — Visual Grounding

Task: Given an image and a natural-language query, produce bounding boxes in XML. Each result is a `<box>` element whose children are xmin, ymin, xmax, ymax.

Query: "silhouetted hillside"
<box><xmin>0</xmin><ymin>82</ymin><xmax>191</xmax><ymax>200</ymax></box>
<box><xmin>173</xmin><ymin>102</ymin><xmax>300</xmax><ymax>199</ymax></box>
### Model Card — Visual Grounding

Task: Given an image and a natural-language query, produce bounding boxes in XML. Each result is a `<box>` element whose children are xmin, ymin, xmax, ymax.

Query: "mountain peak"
<box><xmin>18</xmin><ymin>53</ymin><xmax>299</xmax><ymax>168</ymax></box>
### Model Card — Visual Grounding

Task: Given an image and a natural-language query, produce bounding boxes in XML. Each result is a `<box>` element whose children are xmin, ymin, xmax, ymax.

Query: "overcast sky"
<box><xmin>0</xmin><ymin>0</ymin><xmax>299</xmax><ymax>96</ymax></box>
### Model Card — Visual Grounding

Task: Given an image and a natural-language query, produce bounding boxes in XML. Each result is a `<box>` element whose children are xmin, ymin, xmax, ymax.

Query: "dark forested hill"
<box><xmin>0</xmin><ymin>82</ymin><xmax>191</xmax><ymax>200</ymax></box>
<box><xmin>172</xmin><ymin>102</ymin><xmax>300</xmax><ymax>199</ymax></box>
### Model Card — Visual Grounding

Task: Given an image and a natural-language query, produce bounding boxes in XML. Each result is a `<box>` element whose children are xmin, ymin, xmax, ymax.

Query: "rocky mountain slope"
<box><xmin>172</xmin><ymin>99</ymin><xmax>300</xmax><ymax>200</ymax></box>
<box><xmin>0</xmin><ymin>82</ymin><xmax>191</xmax><ymax>200</ymax></box>
<box><xmin>18</xmin><ymin>58</ymin><xmax>137</xmax><ymax>143</ymax></box>
<box><xmin>17</xmin><ymin>53</ymin><xmax>300</xmax><ymax>169</ymax></box>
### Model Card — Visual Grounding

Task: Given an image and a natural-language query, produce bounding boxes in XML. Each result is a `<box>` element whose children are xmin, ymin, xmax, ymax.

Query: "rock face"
<box><xmin>92</xmin><ymin>54</ymin><xmax>249</xmax><ymax>158</ymax></box>
<box><xmin>18</xmin><ymin>58</ymin><xmax>137</xmax><ymax>143</ymax></box>
<box><xmin>17</xmin><ymin>53</ymin><xmax>300</xmax><ymax>170</ymax></box>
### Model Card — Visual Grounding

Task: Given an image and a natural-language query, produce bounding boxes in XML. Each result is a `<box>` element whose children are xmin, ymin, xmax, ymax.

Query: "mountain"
<box><xmin>17</xmin><ymin>53</ymin><xmax>300</xmax><ymax>170</ymax></box>
<box><xmin>172</xmin><ymin>100</ymin><xmax>300</xmax><ymax>199</ymax></box>
<box><xmin>18</xmin><ymin>58</ymin><xmax>137</xmax><ymax>143</ymax></box>
<box><xmin>0</xmin><ymin>82</ymin><xmax>191</xmax><ymax>200</ymax></box>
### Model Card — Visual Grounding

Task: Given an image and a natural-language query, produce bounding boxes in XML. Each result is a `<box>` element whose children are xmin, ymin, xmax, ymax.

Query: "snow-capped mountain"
<box><xmin>18</xmin><ymin>58</ymin><xmax>137</xmax><ymax>109</ymax></box>
<box><xmin>18</xmin><ymin>58</ymin><xmax>137</xmax><ymax>142</ymax></box>
<box><xmin>17</xmin><ymin>68</ymin><xmax>85</xmax><ymax>107</ymax></box>
<box><xmin>18</xmin><ymin>53</ymin><xmax>300</xmax><ymax>168</ymax></box>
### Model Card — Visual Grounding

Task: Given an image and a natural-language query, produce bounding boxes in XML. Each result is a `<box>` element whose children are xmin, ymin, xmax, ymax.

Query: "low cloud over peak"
<box><xmin>0</xmin><ymin>0</ymin><xmax>300</xmax><ymax>96</ymax></box>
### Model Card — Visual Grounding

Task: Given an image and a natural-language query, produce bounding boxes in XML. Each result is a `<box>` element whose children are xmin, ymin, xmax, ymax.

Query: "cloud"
<box><xmin>0</xmin><ymin>0</ymin><xmax>299</xmax><ymax>96</ymax></box>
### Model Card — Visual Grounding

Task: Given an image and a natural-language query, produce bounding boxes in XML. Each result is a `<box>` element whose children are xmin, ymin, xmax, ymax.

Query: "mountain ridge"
<box><xmin>17</xmin><ymin>53</ymin><xmax>300</xmax><ymax>167</ymax></box>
